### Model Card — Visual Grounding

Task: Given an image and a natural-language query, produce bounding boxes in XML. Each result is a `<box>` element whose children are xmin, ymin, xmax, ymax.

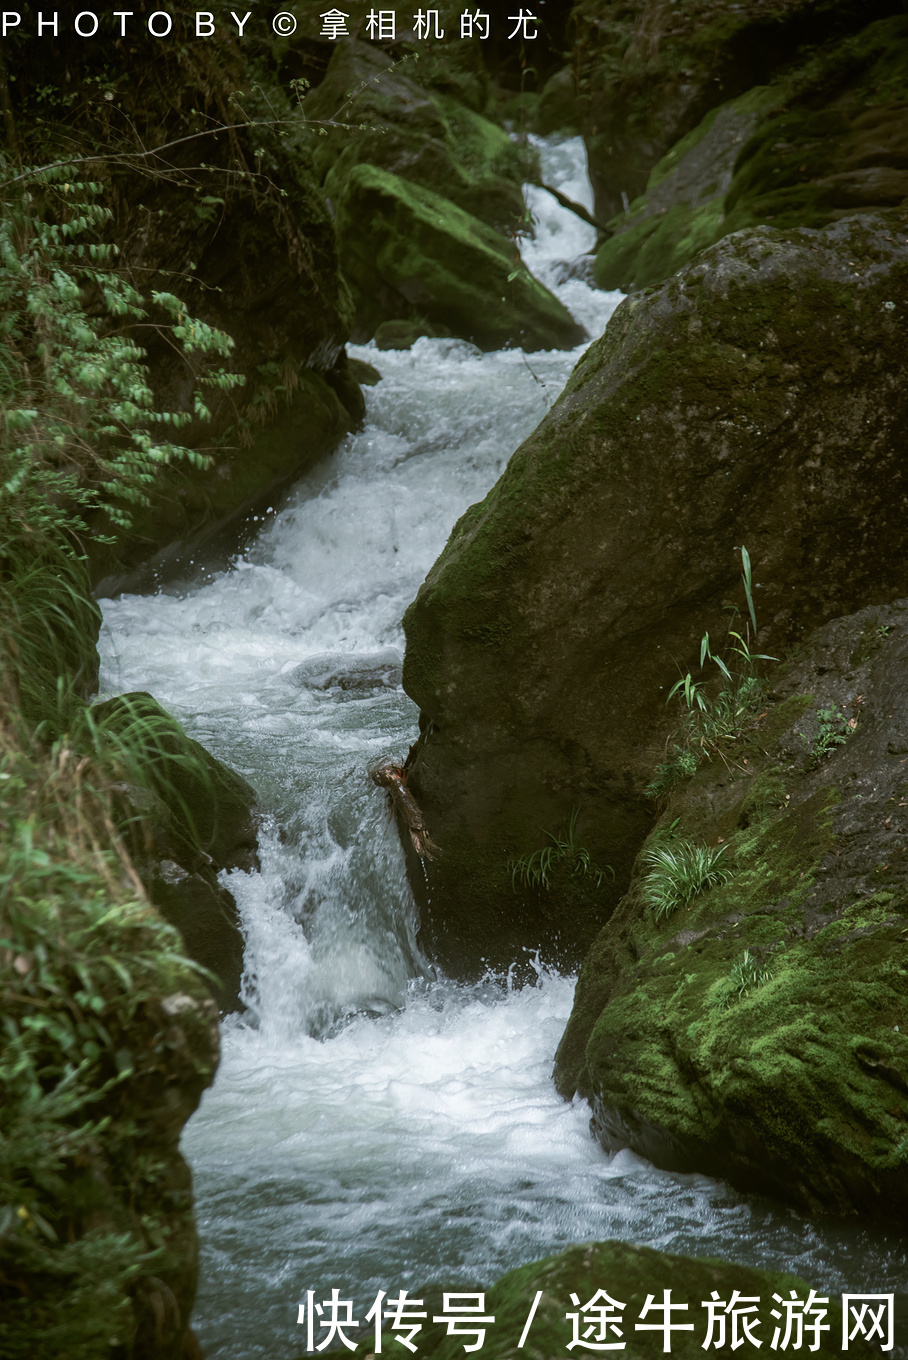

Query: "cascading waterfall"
<box><xmin>98</xmin><ymin>138</ymin><xmax>906</xmax><ymax>1360</ymax></box>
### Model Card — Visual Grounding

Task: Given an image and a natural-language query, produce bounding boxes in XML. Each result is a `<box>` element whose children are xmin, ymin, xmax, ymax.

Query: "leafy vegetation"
<box><xmin>707</xmin><ymin>947</ymin><xmax>777</xmax><ymax>1009</ymax></box>
<box><xmin>0</xmin><ymin>97</ymin><xmax>247</xmax><ymax>1359</ymax></box>
<box><xmin>510</xmin><ymin>809</ymin><xmax>614</xmax><ymax>892</ymax></box>
<box><xmin>726</xmin><ymin>947</ymin><xmax>775</xmax><ymax>1001</ymax></box>
<box><xmin>0</xmin><ymin>163</ymin><xmax>242</xmax><ymax>553</ymax></box>
<box><xmin>805</xmin><ymin>705</ymin><xmax>856</xmax><ymax>765</ymax></box>
<box><xmin>647</xmin><ymin>547</ymin><xmax>775</xmax><ymax>798</ymax></box>
<box><xmin>642</xmin><ymin>837</ymin><xmax>731</xmax><ymax>921</ymax></box>
<box><xmin>0</xmin><ymin>706</ymin><xmax>218</xmax><ymax>1357</ymax></box>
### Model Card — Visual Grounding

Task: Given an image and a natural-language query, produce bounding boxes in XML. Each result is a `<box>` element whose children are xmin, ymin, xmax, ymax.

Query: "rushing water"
<box><xmin>98</xmin><ymin>138</ymin><xmax>907</xmax><ymax>1359</ymax></box>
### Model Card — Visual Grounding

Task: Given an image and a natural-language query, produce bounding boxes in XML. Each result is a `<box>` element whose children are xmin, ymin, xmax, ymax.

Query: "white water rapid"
<box><xmin>98</xmin><ymin>138</ymin><xmax>907</xmax><ymax>1360</ymax></box>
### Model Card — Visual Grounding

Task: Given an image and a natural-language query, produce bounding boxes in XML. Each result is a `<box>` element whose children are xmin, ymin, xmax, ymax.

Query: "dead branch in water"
<box><xmin>370</xmin><ymin>762</ymin><xmax>440</xmax><ymax>861</ymax></box>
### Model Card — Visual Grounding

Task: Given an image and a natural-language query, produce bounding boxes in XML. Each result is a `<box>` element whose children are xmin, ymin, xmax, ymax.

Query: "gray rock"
<box><xmin>401</xmin><ymin>212</ymin><xmax>908</xmax><ymax>977</ymax></box>
<box><xmin>289</xmin><ymin>647</ymin><xmax>403</xmax><ymax>692</ymax></box>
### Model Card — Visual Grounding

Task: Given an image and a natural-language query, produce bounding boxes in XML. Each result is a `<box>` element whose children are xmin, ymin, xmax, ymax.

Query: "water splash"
<box><xmin>98</xmin><ymin>138</ymin><xmax>907</xmax><ymax>1360</ymax></box>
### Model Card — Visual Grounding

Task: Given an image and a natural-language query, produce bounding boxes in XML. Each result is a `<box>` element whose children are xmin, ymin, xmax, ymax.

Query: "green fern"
<box><xmin>0</xmin><ymin>164</ymin><xmax>242</xmax><ymax>550</ymax></box>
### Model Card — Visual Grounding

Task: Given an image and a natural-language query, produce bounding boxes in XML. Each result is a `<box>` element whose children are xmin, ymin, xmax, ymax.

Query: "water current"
<box><xmin>98</xmin><ymin>138</ymin><xmax>908</xmax><ymax>1359</ymax></box>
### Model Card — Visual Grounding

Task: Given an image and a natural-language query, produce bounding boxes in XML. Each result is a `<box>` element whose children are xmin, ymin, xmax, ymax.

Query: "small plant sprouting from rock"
<box><xmin>647</xmin><ymin>547</ymin><xmax>775</xmax><ymax>798</ymax></box>
<box><xmin>642</xmin><ymin>839</ymin><xmax>732</xmax><ymax>921</ymax></box>
<box><xmin>726</xmin><ymin>948</ymin><xmax>774</xmax><ymax>1003</ymax></box>
<box><xmin>805</xmin><ymin>706</ymin><xmax>857</xmax><ymax>765</ymax></box>
<box><xmin>510</xmin><ymin>809</ymin><xmax>614</xmax><ymax>892</ymax></box>
<box><xmin>645</xmin><ymin>749</ymin><xmax>698</xmax><ymax>800</ymax></box>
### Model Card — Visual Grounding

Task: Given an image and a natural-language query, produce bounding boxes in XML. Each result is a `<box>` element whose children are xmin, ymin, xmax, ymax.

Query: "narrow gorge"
<box><xmin>2</xmin><ymin>3</ymin><xmax>907</xmax><ymax>1357</ymax></box>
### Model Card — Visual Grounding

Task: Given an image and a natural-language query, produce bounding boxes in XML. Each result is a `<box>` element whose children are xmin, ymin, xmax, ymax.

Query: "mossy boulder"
<box><xmin>401</xmin><ymin>213</ymin><xmax>908</xmax><ymax>977</ymax></box>
<box><xmin>333</xmin><ymin>164</ymin><xmax>586</xmax><ymax>351</ymax></box>
<box><xmin>92</xmin><ymin>691</ymin><xmax>258</xmax><ymax>1010</ymax></box>
<box><xmin>574</xmin><ymin>0</ymin><xmax>904</xmax><ymax>226</ymax></box>
<box><xmin>555</xmin><ymin>602</ymin><xmax>908</xmax><ymax>1220</ymax></box>
<box><xmin>535</xmin><ymin>66</ymin><xmax>580</xmax><ymax>136</ymax></box>
<box><xmin>418</xmin><ymin>1241</ymin><xmax>874</xmax><ymax>1359</ymax></box>
<box><xmin>593</xmin><ymin>85</ymin><xmax>783</xmax><ymax>290</ymax></box>
<box><xmin>593</xmin><ymin>16</ymin><xmax>908</xmax><ymax>292</ymax></box>
<box><xmin>303</xmin><ymin>39</ymin><xmax>529</xmax><ymax>233</ymax></box>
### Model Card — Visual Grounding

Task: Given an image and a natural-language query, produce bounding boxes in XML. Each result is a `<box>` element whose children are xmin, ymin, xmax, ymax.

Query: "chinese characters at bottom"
<box><xmin>296</xmin><ymin>1287</ymin><xmax>895</xmax><ymax>1353</ymax></box>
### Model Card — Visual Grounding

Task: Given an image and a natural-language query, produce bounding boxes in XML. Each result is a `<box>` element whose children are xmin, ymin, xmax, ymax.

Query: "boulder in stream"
<box><xmin>555</xmin><ymin>602</ymin><xmax>908</xmax><ymax>1220</ymax></box>
<box><xmin>592</xmin><ymin>15</ymin><xmax>908</xmax><ymax>292</ymax></box>
<box><xmin>92</xmin><ymin>691</ymin><xmax>258</xmax><ymax>1010</ymax></box>
<box><xmin>414</xmin><ymin>1240</ymin><xmax>877</xmax><ymax>1359</ymax></box>
<box><xmin>401</xmin><ymin>212</ymin><xmax>908</xmax><ymax>977</ymax></box>
<box><xmin>290</xmin><ymin>648</ymin><xmax>403</xmax><ymax>692</ymax></box>
<box><xmin>332</xmin><ymin>164</ymin><xmax>587</xmax><ymax>352</ymax></box>
<box><xmin>303</xmin><ymin>39</ymin><xmax>530</xmax><ymax>234</ymax></box>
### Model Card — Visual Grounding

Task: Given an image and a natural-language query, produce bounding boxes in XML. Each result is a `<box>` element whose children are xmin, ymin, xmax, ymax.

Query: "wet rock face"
<box><xmin>93</xmin><ymin>691</ymin><xmax>258</xmax><ymax>1011</ymax></box>
<box><xmin>401</xmin><ymin>213</ymin><xmax>908</xmax><ymax>977</ymax></box>
<box><xmin>593</xmin><ymin>15</ymin><xmax>908</xmax><ymax>293</ymax></box>
<box><xmin>333</xmin><ymin>164</ymin><xmax>586</xmax><ymax>352</ymax></box>
<box><xmin>554</xmin><ymin>602</ymin><xmax>908</xmax><ymax>1220</ymax></box>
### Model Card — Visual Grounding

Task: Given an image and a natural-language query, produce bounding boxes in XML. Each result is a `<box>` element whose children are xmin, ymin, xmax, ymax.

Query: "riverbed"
<box><xmin>98</xmin><ymin>137</ymin><xmax>907</xmax><ymax>1360</ymax></box>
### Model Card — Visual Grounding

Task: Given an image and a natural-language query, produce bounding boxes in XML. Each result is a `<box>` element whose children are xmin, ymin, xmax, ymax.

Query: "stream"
<box><xmin>98</xmin><ymin>137</ymin><xmax>908</xmax><ymax>1359</ymax></box>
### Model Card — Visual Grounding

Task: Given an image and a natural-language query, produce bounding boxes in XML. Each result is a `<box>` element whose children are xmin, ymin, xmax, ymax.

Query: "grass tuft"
<box><xmin>510</xmin><ymin>809</ymin><xmax>614</xmax><ymax>892</ymax></box>
<box><xmin>642</xmin><ymin>838</ymin><xmax>732</xmax><ymax>921</ymax></box>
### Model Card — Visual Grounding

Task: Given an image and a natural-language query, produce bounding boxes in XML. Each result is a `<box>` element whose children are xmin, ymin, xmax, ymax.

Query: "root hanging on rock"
<box><xmin>370</xmin><ymin>761</ymin><xmax>440</xmax><ymax>860</ymax></box>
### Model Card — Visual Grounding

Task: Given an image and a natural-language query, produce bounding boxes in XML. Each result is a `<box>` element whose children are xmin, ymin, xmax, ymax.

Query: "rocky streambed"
<box><xmin>95</xmin><ymin>140</ymin><xmax>908</xmax><ymax>1358</ymax></box>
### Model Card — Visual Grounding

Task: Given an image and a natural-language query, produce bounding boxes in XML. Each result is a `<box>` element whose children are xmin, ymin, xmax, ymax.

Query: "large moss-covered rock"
<box><xmin>593</xmin><ymin>85</ymin><xmax>783</xmax><ymax>290</ymax></box>
<box><xmin>92</xmin><ymin>691</ymin><xmax>258</xmax><ymax>1010</ymax></box>
<box><xmin>401</xmin><ymin>213</ymin><xmax>908</xmax><ymax>976</ymax></box>
<box><xmin>303</xmin><ymin>39</ymin><xmax>530</xmax><ymax>233</ymax></box>
<box><xmin>573</xmin><ymin>0</ymin><xmax>903</xmax><ymax>225</ymax></box>
<box><xmin>419</xmin><ymin>1241</ymin><xmax>874</xmax><ymax>1359</ymax></box>
<box><xmin>555</xmin><ymin>602</ymin><xmax>908</xmax><ymax>1220</ymax></box>
<box><xmin>333</xmin><ymin>164</ymin><xmax>586</xmax><ymax>351</ymax></box>
<box><xmin>593</xmin><ymin>16</ymin><xmax>908</xmax><ymax>292</ymax></box>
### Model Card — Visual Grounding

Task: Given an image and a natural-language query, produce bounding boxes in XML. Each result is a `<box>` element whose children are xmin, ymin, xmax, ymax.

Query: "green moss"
<box><xmin>587</xmin><ymin>14</ymin><xmax>908</xmax><ymax>291</ymax></box>
<box><xmin>334</xmin><ymin>164</ymin><xmax>584</xmax><ymax>351</ymax></box>
<box><xmin>0</xmin><ymin>721</ymin><xmax>217</xmax><ymax>1357</ymax></box>
<box><xmin>555</xmin><ymin>607</ymin><xmax>908</xmax><ymax>1212</ymax></box>
<box><xmin>303</xmin><ymin>40</ymin><xmax>528</xmax><ymax>233</ymax></box>
<box><xmin>593</xmin><ymin>215</ymin><xmax>661</xmax><ymax>289</ymax></box>
<box><xmin>421</xmin><ymin>1240</ymin><xmax>871</xmax><ymax>1360</ymax></box>
<box><xmin>645</xmin><ymin>105</ymin><xmax>723</xmax><ymax>191</ymax></box>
